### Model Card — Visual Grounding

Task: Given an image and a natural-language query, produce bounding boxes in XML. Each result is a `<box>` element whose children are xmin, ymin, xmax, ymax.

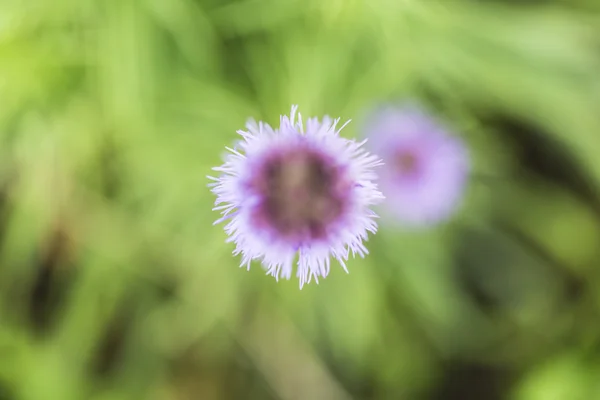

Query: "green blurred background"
<box><xmin>1</xmin><ymin>0</ymin><xmax>600</xmax><ymax>399</ymax></box>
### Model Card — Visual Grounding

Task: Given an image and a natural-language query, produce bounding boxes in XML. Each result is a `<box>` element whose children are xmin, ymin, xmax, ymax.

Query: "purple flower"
<box><xmin>209</xmin><ymin>106</ymin><xmax>383</xmax><ymax>288</ymax></box>
<box><xmin>363</xmin><ymin>105</ymin><xmax>469</xmax><ymax>227</ymax></box>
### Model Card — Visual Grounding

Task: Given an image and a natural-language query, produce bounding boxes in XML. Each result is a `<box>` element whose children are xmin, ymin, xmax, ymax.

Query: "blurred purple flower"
<box><xmin>209</xmin><ymin>106</ymin><xmax>383</xmax><ymax>288</ymax></box>
<box><xmin>363</xmin><ymin>105</ymin><xmax>469</xmax><ymax>227</ymax></box>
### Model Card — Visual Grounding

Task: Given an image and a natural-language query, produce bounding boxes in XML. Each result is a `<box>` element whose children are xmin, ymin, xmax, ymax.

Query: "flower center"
<box><xmin>254</xmin><ymin>149</ymin><xmax>347</xmax><ymax>241</ymax></box>
<box><xmin>395</xmin><ymin>150</ymin><xmax>420</xmax><ymax>175</ymax></box>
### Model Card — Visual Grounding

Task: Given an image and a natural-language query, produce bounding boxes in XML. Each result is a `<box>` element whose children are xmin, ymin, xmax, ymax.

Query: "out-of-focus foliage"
<box><xmin>0</xmin><ymin>0</ymin><xmax>600</xmax><ymax>399</ymax></box>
